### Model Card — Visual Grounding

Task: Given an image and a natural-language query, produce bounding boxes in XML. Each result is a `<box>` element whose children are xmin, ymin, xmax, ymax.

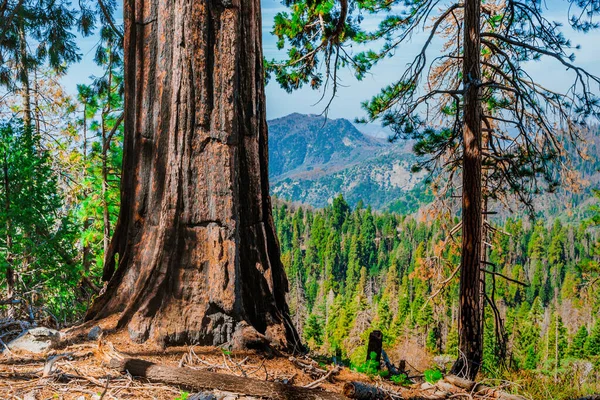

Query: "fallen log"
<box><xmin>432</xmin><ymin>381</ymin><xmax>456</xmax><ymax>394</ymax></box>
<box><xmin>343</xmin><ymin>382</ymin><xmax>390</xmax><ymax>400</ymax></box>
<box><xmin>443</xmin><ymin>374</ymin><xmax>476</xmax><ymax>391</ymax></box>
<box><xmin>473</xmin><ymin>383</ymin><xmax>528</xmax><ymax>400</ymax></box>
<box><xmin>343</xmin><ymin>381</ymin><xmax>446</xmax><ymax>400</ymax></box>
<box><xmin>108</xmin><ymin>356</ymin><xmax>346</xmax><ymax>400</ymax></box>
<box><xmin>289</xmin><ymin>356</ymin><xmax>328</xmax><ymax>378</ymax></box>
<box><xmin>304</xmin><ymin>366</ymin><xmax>341</xmax><ymax>389</ymax></box>
<box><xmin>443</xmin><ymin>375</ymin><xmax>527</xmax><ymax>400</ymax></box>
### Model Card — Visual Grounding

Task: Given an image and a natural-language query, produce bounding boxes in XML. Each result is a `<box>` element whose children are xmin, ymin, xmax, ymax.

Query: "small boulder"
<box><xmin>88</xmin><ymin>325</ymin><xmax>103</xmax><ymax>341</ymax></box>
<box><xmin>433</xmin><ymin>354</ymin><xmax>454</xmax><ymax>372</ymax></box>
<box><xmin>7</xmin><ymin>327</ymin><xmax>62</xmax><ymax>354</ymax></box>
<box><xmin>188</xmin><ymin>393</ymin><xmax>217</xmax><ymax>400</ymax></box>
<box><xmin>23</xmin><ymin>391</ymin><xmax>38</xmax><ymax>400</ymax></box>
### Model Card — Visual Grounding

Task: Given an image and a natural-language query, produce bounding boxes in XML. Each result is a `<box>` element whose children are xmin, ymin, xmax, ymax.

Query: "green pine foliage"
<box><xmin>569</xmin><ymin>325</ymin><xmax>589</xmax><ymax>359</ymax></box>
<box><xmin>273</xmin><ymin>195</ymin><xmax>600</xmax><ymax>372</ymax></box>
<box><xmin>0</xmin><ymin>1</ymin><xmax>123</xmax><ymax>321</ymax></box>
<box><xmin>0</xmin><ymin>120</ymin><xmax>80</xmax><ymax>320</ymax></box>
<box><xmin>585</xmin><ymin>320</ymin><xmax>600</xmax><ymax>357</ymax></box>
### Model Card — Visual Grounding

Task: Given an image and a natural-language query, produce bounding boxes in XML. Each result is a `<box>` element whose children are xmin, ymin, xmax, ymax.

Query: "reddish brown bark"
<box><xmin>451</xmin><ymin>0</ymin><xmax>483</xmax><ymax>380</ymax></box>
<box><xmin>85</xmin><ymin>0</ymin><xmax>301</xmax><ymax>351</ymax></box>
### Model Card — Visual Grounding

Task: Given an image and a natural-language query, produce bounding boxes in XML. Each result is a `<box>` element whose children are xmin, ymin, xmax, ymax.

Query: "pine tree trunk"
<box><xmin>18</xmin><ymin>22</ymin><xmax>34</xmax><ymax>303</ymax></box>
<box><xmin>555</xmin><ymin>313</ymin><xmax>559</xmax><ymax>380</ymax></box>
<box><xmin>18</xmin><ymin>22</ymin><xmax>31</xmax><ymax>129</ymax></box>
<box><xmin>101</xmin><ymin>53</ymin><xmax>113</xmax><ymax>260</ymax></box>
<box><xmin>101</xmin><ymin>144</ymin><xmax>110</xmax><ymax>258</ymax></box>
<box><xmin>450</xmin><ymin>0</ymin><xmax>483</xmax><ymax>380</ymax></box>
<box><xmin>85</xmin><ymin>0</ymin><xmax>301</xmax><ymax>350</ymax></box>
<box><xmin>82</xmin><ymin>103</ymin><xmax>92</xmax><ymax>275</ymax></box>
<box><xmin>33</xmin><ymin>67</ymin><xmax>41</xmax><ymax>137</ymax></box>
<box><xmin>101</xmin><ymin>50</ymin><xmax>113</xmax><ymax>255</ymax></box>
<box><xmin>3</xmin><ymin>152</ymin><xmax>14</xmax><ymax>318</ymax></box>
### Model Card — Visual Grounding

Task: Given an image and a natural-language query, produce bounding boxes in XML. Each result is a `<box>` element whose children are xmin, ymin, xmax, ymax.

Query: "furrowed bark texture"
<box><xmin>451</xmin><ymin>0</ymin><xmax>483</xmax><ymax>380</ymax></box>
<box><xmin>85</xmin><ymin>0</ymin><xmax>301</xmax><ymax>350</ymax></box>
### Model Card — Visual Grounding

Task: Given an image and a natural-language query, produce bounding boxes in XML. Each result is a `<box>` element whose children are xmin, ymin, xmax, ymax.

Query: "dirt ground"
<box><xmin>0</xmin><ymin>317</ymin><xmax>402</xmax><ymax>400</ymax></box>
<box><xmin>1</xmin><ymin>316</ymin><xmax>562</xmax><ymax>400</ymax></box>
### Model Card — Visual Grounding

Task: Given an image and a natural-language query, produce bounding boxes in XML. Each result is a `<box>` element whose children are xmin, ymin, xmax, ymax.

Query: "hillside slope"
<box><xmin>268</xmin><ymin>113</ymin><xmax>428</xmax><ymax>210</ymax></box>
<box><xmin>268</xmin><ymin>115</ymin><xmax>600</xmax><ymax>215</ymax></box>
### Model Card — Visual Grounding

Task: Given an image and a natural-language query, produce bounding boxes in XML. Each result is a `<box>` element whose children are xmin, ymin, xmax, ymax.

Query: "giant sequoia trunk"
<box><xmin>450</xmin><ymin>0</ymin><xmax>483</xmax><ymax>380</ymax></box>
<box><xmin>85</xmin><ymin>0</ymin><xmax>301</xmax><ymax>351</ymax></box>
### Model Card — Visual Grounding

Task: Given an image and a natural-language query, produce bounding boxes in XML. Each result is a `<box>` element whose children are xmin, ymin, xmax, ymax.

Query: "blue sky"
<box><xmin>63</xmin><ymin>0</ymin><xmax>600</xmax><ymax>122</ymax></box>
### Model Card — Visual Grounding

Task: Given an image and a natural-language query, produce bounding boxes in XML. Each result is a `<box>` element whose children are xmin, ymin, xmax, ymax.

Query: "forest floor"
<box><xmin>0</xmin><ymin>316</ymin><xmax>596</xmax><ymax>400</ymax></box>
<box><xmin>0</xmin><ymin>315</ymin><xmax>397</xmax><ymax>400</ymax></box>
<box><xmin>0</xmin><ymin>341</ymin><xmax>365</xmax><ymax>399</ymax></box>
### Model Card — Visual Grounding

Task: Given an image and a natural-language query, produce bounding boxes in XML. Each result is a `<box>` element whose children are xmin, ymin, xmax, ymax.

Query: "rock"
<box><xmin>210</xmin><ymin>391</ymin><xmax>260</xmax><ymax>400</ymax></box>
<box><xmin>189</xmin><ymin>393</ymin><xmax>218</xmax><ymax>400</ymax></box>
<box><xmin>7</xmin><ymin>327</ymin><xmax>62</xmax><ymax>354</ymax></box>
<box><xmin>88</xmin><ymin>325</ymin><xmax>103</xmax><ymax>341</ymax></box>
<box><xmin>433</xmin><ymin>354</ymin><xmax>454</xmax><ymax>372</ymax></box>
<box><xmin>23</xmin><ymin>391</ymin><xmax>38</xmax><ymax>400</ymax></box>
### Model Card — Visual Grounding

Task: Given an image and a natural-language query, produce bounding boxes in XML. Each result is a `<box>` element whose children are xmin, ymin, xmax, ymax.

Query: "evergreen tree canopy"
<box><xmin>0</xmin><ymin>119</ymin><xmax>79</xmax><ymax>319</ymax></box>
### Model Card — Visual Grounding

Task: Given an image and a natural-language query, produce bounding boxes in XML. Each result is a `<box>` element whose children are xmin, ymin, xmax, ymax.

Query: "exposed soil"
<box><xmin>0</xmin><ymin>317</ymin><xmax>542</xmax><ymax>400</ymax></box>
<box><xmin>0</xmin><ymin>317</ymin><xmax>383</xmax><ymax>400</ymax></box>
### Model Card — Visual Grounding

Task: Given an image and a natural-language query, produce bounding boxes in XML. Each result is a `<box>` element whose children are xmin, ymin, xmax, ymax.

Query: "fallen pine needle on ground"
<box><xmin>0</xmin><ymin>321</ymin><xmax>596</xmax><ymax>400</ymax></box>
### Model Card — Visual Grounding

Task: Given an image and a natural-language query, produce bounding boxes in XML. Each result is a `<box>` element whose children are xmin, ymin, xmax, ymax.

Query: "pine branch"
<box><xmin>96</xmin><ymin>0</ymin><xmax>124</xmax><ymax>40</ymax></box>
<box><xmin>480</xmin><ymin>266</ymin><xmax>529</xmax><ymax>287</ymax></box>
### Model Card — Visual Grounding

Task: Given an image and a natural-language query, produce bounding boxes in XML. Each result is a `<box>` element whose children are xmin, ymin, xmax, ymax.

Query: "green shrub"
<box><xmin>390</xmin><ymin>373</ymin><xmax>411</xmax><ymax>386</ymax></box>
<box><xmin>423</xmin><ymin>368</ymin><xmax>443</xmax><ymax>384</ymax></box>
<box><xmin>174</xmin><ymin>392</ymin><xmax>189</xmax><ymax>400</ymax></box>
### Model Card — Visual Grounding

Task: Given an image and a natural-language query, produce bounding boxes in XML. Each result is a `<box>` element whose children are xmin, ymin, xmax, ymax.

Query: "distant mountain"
<box><xmin>267</xmin><ymin>113</ymin><xmax>430</xmax><ymax>211</ymax></box>
<box><xmin>267</xmin><ymin>114</ymin><xmax>600</xmax><ymax>214</ymax></box>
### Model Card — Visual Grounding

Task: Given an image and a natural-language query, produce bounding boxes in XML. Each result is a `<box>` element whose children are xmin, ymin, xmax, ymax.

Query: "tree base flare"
<box><xmin>85</xmin><ymin>302</ymin><xmax>297</xmax><ymax>352</ymax></box>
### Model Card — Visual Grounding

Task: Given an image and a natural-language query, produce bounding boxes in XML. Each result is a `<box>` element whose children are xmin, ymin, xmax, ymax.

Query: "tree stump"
<box><xmin>366</xmin><ymin>330</ymin><xmax>383</xmax><ymax>367</ymax></box>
